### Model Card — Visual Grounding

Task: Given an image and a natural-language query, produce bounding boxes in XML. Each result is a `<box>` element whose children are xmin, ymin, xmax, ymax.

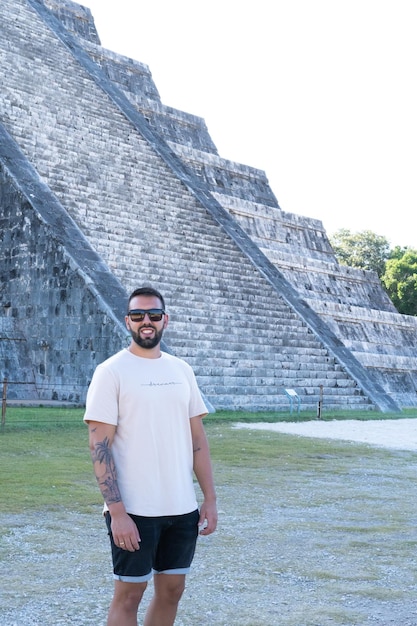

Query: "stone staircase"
<box><xmin>0</xmin><ymin>0</ymin><xmax>414</xmax><ymax>411</ymax></box>
<box><xmin>218</xmin><ymin>195</ymin><xmax>417</xmax><ymax>407</ymax></box>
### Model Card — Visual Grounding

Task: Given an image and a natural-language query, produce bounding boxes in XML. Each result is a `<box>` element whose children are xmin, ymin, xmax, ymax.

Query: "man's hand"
<box><xmin>110</xmin><ymin>507</ymin><xmax>141</xmax><ymax>552</ymax></box>
<box><xmin>198</xmin><ymin>499</ymin><xmax>218</xmax><ymax>536</ymax></box>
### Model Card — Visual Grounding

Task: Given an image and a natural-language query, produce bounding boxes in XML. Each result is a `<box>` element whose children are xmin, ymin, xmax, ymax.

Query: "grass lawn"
<box><xmin>0</xmin><ymin>405</ymin><xmax>415</xmax><ymax>513</ymax></box>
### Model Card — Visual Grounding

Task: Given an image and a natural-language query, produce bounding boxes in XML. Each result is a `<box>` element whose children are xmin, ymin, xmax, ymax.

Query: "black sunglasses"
<box><xmin>127</xmin><ymin>309</ymin><xmax>165</xmax><ymax>323</ymax></box>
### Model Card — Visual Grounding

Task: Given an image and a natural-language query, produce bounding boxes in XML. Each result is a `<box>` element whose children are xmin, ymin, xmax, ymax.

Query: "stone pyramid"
<box><xmin>1</xmin><ymin>0</ymin><xmax>416</xmax><ymax>412</ymax></box>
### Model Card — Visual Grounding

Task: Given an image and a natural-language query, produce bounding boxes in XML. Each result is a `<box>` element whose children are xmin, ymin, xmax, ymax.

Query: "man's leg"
<box><xmin>143</xmin><ymin>574</ymin><xmax>186</xmax><ymax>626</ymax></box>
<box><xmin>107</xmin><ymin>580</ymin><xmax>148</xmax><ymax>626</ymax></box>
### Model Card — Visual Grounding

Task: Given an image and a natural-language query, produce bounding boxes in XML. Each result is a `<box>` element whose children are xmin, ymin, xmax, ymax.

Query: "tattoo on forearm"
<box><xmin>193</xmin><ymin>446</ymin><xmax>202</xmax><ymax>453</ymax></box>
<box><xmin>91</xmin><ymin>436</ymin><xmax>122</xmax><ymax>505</ymax></box>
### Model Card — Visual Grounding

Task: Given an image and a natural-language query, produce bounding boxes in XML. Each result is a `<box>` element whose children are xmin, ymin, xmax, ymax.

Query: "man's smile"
<box><xmin>140</xmin><ymin>327</ymin><xmax>155</xmax><ymax>336</ymax></box>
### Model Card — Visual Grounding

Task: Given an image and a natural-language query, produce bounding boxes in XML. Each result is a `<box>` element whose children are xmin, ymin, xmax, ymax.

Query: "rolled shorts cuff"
<box><xmin>153</xmin><ymin>566</ymin><xmax>191</xmax><ymax>575</ymax></box>
<box><xmin>114</xmin><ymin>572</ymin><xmax>153</xmax><ymax>583</ymax></box>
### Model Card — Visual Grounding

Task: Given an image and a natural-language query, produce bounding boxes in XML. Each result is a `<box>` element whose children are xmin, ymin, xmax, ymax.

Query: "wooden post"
<box><xmin>317</xmin><ymin>384</ymin><xmax>323</xmax><ymax>419</ymax></box>
<box><xmin>1</xmin><ymin>377</ymin><xmax>7</xmax><ymax>427</ymax></box>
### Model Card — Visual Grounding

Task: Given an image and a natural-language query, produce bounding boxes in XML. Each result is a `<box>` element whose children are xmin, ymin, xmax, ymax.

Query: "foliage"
<box><xmin>389</xmin><ymin>245</ymin><xmax>410</xmax><ymax>261</ymax></box>
<box><xmin>329</xmin><ymin>230</ymin><xmax>417</xmax><ymax>314</ymax></box>
<box><xmin>381</xmin><ymin>248</ymin><xmax>417</xmax><ymax>315</ymax></box>
<box><xmin>329</xmin><ymin>228</ymin><xmax>390</xmax><ymax>277</ymax></box>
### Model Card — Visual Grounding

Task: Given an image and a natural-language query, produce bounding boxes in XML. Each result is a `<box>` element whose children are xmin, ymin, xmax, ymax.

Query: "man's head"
<box><xmin>125</xmin><ymin>286</ymin><xmax>168</xmax><ymax>353</ymax></box>
<box><xmin>127</xmin><ymin>286</ymin><xmax>165</xmax><ymax>312</ymax></box>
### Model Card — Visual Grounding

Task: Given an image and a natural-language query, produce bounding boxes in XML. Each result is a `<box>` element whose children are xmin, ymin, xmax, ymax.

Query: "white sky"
<box><xmin>80</xmin><ymin>0</ymin><xmax>417</xmax><ymax>249</ymax></box>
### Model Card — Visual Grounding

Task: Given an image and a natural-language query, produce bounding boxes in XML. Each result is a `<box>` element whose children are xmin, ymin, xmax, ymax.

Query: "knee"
<box><xmin>114</xmin><ymin>581</ymin><xmax>147</xmax><ymax>612</ymax></box>
<box><xmin>169</xmin><ymin>579</ymin><xmax>186</xmax><ymax>604</ymax></box>
<box><xmin>156</xmin><ymin>577</ymin><xmax>185</xmax><ymax>605</ymax></box>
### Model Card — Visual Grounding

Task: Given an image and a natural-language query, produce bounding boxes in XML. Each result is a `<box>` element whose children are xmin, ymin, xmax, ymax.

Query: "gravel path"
<box><xmin>2</xmin><ymin>421</ymin><xmax>417</xmax><ymax>626</ymax></box>
<box><xmin>235</xmin><ymin>418</ymin><xmax>417</xmax><ymax>451</ymax></box>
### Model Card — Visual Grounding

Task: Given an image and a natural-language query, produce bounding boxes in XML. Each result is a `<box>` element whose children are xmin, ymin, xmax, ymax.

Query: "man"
<box><xmin>84</xmin><ymin>286</ymin><xmax>217</xmax><ymax>626</ymax></box>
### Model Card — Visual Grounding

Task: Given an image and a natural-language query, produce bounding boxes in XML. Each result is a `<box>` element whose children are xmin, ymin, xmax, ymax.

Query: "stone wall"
<box><xmin>0</xmin><ymin>160</ymin><xmax>127</xmax><ymax>401</ymax></box>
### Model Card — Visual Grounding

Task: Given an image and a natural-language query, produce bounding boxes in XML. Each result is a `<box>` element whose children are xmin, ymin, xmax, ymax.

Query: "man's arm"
<box><xmin>87</xmin><ymin>420</ymin><xmax>140</xmax><ymax>551</ymax></box>
<box><xmin>190</xmin><ymin>416</ymin><xmax>218</xmax><ymax>535</ymax></box>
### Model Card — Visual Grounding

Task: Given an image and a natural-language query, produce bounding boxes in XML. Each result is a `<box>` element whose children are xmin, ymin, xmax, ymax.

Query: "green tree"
<box><xmin>381</xmin><ymin>248</ymin><xmax>417</xmax><ymax>316</ymax></box>
<box><xmin>389</xmin><ymin>245</ymin><xmax>409</xmax><ymax>261</ymax></box>
<box><xmin>330</xmin><ymin>229</ymin><xmax>390</xmax><ymax>277</ymax></box>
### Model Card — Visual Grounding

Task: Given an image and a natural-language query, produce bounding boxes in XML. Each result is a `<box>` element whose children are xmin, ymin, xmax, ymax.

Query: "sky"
<box><xmin>79</xmin><ymin>0</ymin><xmax>416</xmax><ymax>249</ymax></box>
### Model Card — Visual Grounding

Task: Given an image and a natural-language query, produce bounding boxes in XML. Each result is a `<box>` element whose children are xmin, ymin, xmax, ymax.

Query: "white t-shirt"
<box><xmin>84</xmin><ymin>349</ymin><xmax>208</xmax><ymax>516</ymax></box>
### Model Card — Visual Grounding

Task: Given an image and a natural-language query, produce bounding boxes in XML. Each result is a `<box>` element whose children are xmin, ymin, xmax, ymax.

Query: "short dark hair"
<box><xmin>127</xmin><ymin>286</ymin><xmax>165</xmax><ymax>311</ymax></box>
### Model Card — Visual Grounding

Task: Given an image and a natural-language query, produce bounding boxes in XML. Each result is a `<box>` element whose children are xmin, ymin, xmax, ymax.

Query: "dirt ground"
<box><xmin>2</xmin><ymin>421</ymin><xmax>417</xmax><ymax>626</ymax></box>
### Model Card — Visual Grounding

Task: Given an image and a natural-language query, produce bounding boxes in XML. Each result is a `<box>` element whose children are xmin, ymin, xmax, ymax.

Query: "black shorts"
<box><xmin>105</xmin><ymin>509</ymin><xmax>199</xmax><ymax>583</ymax></box>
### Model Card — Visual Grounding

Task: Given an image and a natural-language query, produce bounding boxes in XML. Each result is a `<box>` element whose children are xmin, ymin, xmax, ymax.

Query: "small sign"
<box><xmin>285</xmin><ymin>388</ymin><xmax>298</xmax><ymax>397</ymax></box>
<box><xmin>284</xmin><ymin>388</ymin><xmax>300</xmax><ymax>414</ymax></box>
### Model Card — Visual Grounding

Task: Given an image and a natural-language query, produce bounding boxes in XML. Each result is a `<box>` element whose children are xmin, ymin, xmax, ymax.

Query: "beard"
<box><xmin>130</xmin><ymin>325</ymin><xmax>164</xmax><ymax>350</ymax></box>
